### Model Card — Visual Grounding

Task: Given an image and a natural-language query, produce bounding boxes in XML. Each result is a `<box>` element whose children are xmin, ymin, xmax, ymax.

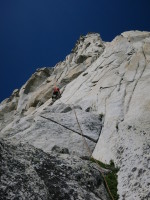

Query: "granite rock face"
<box><xmin>0</xmin><ymin>140</ymin><xmax>110</xmax><ymax>200</ymax></box>
<box><xmin>0</xmin><ymin>31</ymin><xmax>150</xmax><ymax>200</ymax></box>
<box><xmin>60</xmin><ymin>31</ymin><xmax>150</xmax><ymax>200</ymax></box>
<box><xmin>1</xmin><ymin>103</ymin><xmax>102</xmax><ymax>157</ymax></box>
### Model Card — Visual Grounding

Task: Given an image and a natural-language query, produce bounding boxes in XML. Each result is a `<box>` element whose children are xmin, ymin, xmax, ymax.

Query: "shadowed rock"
<box><xmin>0</xmin><ymin>140</ymin><xmax>110</xmax><ymax>200</ymax></box>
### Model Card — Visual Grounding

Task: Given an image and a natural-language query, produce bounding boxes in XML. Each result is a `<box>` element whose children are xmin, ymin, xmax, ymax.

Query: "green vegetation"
<box><xmin>91</xmin><ymin>157</ymin><xmax>119</xmax><ymax>200</ymax></box>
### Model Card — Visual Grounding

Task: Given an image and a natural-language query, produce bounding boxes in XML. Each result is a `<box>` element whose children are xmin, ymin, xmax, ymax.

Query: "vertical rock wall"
<box><xmin>0</xmin><ymin>31</ymin><xmax>150</xmax><ymax>200</ymax></box>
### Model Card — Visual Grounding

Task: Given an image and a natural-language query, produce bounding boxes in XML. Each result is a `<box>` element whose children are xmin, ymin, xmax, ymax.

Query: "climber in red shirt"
<box><xmin>52</xmin><ymin>86</ymin><xmax>61</xmax><ymax>102</ymax></box>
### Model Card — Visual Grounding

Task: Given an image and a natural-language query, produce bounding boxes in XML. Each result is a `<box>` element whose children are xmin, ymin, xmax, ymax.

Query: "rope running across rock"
<box><xmin>56</xmin><ymin>97</ymin><xmax>115</xmax><ymax>200</ymax></box>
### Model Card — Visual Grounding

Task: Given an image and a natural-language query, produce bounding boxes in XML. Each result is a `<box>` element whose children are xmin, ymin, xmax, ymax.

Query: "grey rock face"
<box><xmin>0</xmin><ymin>103</ymin><xmax>102</xmax><ymax>157</ymax></box>
<box><xmin>0</xmin><ymin>31</ymin><xmax>150</xmax><ymax>200</ymax></box>
<box><xmin>60</xmin><ymin>31</ymin><xmax>150</xmax><ymax>200</ymax></box>
<box><xmin>0</xmin><ymin>33</ymin><xmax>104</xmax><ymax>127</ymax></box>
<box><xmin>0</xmin><ymin>140</ymin><xmax>110</xmax><ymax>200</ymax></box>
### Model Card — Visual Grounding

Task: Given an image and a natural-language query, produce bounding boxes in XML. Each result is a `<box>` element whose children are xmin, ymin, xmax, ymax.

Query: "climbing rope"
<box><xmin>72</xmin><ymin>105</ymin><xmax>92</xmax><ymax>156</ymax></box>
<box><xmin>56</xmin><ymin>97</ymin><xmax>115</xmax><ymax>200</ymax></box>
<box><xmin>50</xmin><ymin>81</ymin><xmax>115</xmax><ymax>200</ymax></box>
<box><xmin>40</xmin><ymin>115</ymin><xmax>96</xmax><ymax>143</ymax></box>
<box><xmin>72</xmin><ymin>105</ymin><xmax>115</xmax><ymax>200</ymax></box>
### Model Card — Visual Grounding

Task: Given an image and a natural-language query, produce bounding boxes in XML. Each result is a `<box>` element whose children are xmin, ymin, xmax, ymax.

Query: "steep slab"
<box><xmin>60</xmin><ymin>31</ymin><xmax>150</xmax><ymax>200</ymax></box>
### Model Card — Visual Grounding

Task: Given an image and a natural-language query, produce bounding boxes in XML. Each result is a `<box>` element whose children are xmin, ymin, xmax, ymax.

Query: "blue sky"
<box><xmin>0</xmin><ymin>0</ymin><xmax>150</xmax><ymax>102</ymax></box>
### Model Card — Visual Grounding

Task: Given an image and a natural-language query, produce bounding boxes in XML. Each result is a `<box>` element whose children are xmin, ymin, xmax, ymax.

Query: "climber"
<box><xmin>52</xmin><ymin>86</ymin><xmax>61</xmax><ymax>102</ymax></box>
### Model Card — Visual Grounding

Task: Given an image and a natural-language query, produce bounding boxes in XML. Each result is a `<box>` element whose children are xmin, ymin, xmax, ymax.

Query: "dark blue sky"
<box><xmin>0</xmin><ymin>0</ymin><xmax>150</xmax><ymax>102</ymax></box>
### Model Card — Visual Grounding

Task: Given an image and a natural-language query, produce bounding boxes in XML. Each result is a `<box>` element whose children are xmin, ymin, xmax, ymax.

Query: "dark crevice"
<box><xmin>40</xmin><ymin>115</ymin><xmax>97</xmax><ymax>143</ymax></box>
<box><xmin>98</xmin><ymin>114</ymin><xmax>105</xmax><ymax>137</ymax></box>
<box><xmin>126</xmin><ymin>49</ymin><xmax>147</xmax><ymax>113</ymax></box>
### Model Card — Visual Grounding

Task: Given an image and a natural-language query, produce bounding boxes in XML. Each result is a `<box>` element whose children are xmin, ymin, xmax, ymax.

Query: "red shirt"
<box><xmin>53</xmin><ymin>87</ymin><xmax>60</xmax><ymax>92</ymax></box>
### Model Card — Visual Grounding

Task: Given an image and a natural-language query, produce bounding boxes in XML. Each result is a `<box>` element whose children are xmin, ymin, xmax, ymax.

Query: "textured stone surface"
<box><xmin>60</xmin><ymin>31</ymin><xmax>150</xmax><ymax>200</ymax></box>
<box><xmin>0</xmin><ymin>31</ymin><xmax>150</xmax><ymax>200</ymax></box>
<box><xmin>0</xmin><ymin>140</ymin><xmax>110</xmax><ymax>200</ymax></box>
<box><xmin>0</xmin><ymin>103</ymin><xmax>102</xmax><ymax>157</ymax></box>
